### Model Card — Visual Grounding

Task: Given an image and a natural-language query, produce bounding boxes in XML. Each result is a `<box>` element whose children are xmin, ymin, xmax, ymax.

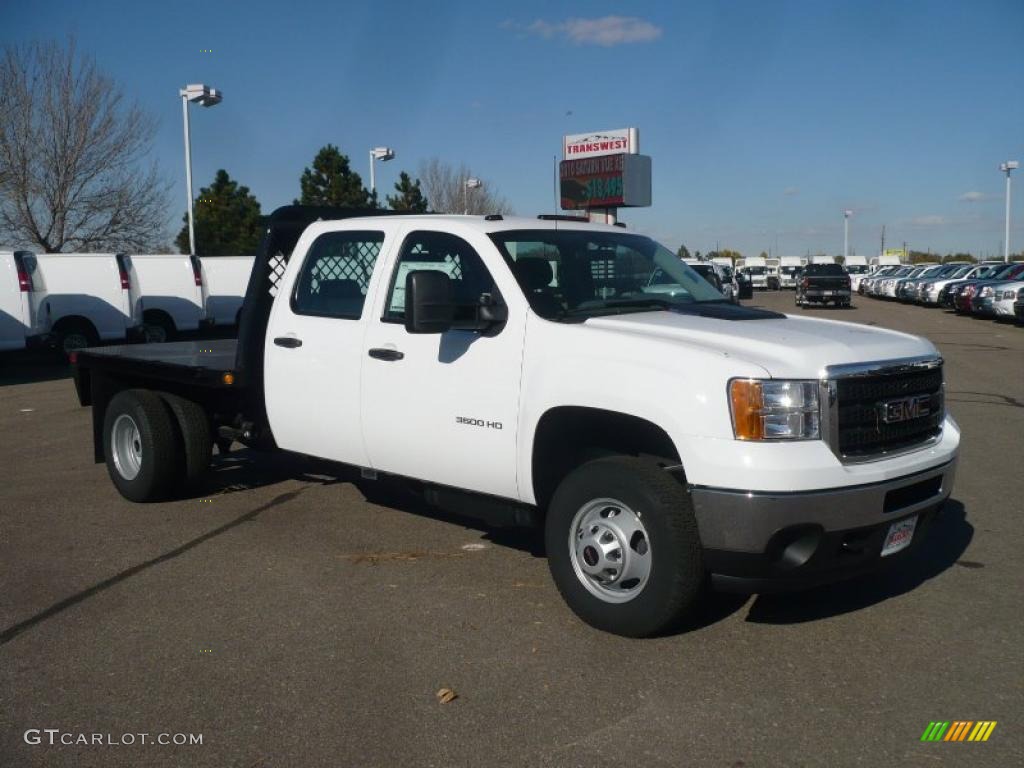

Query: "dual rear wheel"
<box><xmin>103</xmin><ymin>389</ymin><xmax>212</xmax><ymax>502</ymax></box>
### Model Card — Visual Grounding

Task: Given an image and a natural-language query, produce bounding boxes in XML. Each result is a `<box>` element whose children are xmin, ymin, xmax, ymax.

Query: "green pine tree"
<box><xmin>677</xmin><ymin>244</ymin><xmax>691</xmax><ymax>260</ymax></box>
<box><xmin>386</xmin><ymin>171</ymin><xmax>429</xmax><ymax>212</ymax></box>
<box><xmin>175</xmin><ymin>170</ymin><xmax>262</xmax><ymax>255</ymax></box>
<box><xmin>294</xmin><ymin>144</ymin><xmax>374</xmax><ymax>208</ymax></box>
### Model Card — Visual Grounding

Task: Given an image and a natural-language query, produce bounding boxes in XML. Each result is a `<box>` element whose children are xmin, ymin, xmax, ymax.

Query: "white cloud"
<box><xmin>909</xmin><ymin>215</ymin><xmax>946</xmax><ymax>227</ymax></box>
<box><xmin>511</xmin><ymin>16</ymin><xmax>663</xmax><ymax>46</ymax></box>
<box><xmin>958</xmin><ymin>191</ymin><xmax>990</xmax><ymax>202</ymax></box>
<box><xmin>783</xmin><ymin>186</ymin><xmax>799</xmax><ymax>196</ymax></box>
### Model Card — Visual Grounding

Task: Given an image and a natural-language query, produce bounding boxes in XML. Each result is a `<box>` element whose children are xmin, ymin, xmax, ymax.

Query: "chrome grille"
<box><xmin>821</xmin><ymin>356</ymin><xmax>945</xmax><ymax>463</ymax></box>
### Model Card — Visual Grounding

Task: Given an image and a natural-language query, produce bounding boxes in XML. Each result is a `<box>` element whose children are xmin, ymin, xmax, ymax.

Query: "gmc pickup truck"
<box><xmin>71</xmin><ymin>206</ymin><xmax>959</xmax><ymax>637</ymax></box>
<box><xmin>795</xmin><ymin>263</ymin><xmax>852</xmax><ymax>308</ymax></box>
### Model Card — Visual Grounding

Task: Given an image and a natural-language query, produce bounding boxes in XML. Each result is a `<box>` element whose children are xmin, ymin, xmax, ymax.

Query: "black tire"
<box><xmin>158</xmin><ymin>392</ymin><xmax>212</xmax><ymax>489</ymax></box>
<box><xmin>103</xmin><ymin>389</ymin><xmax>180</xmax><ymax>502</ymax></box>
<box><xmin>55</xmin><ymin>319</ymin><xmax>99</xmax><ymax>357</ymax></box>
<box><xmin>143</xmin><ymin>312</ymin><xmax>175</xmax><ymax>343</ymax></box>
<box><xmin>545</xmin><ymin>456</ymin><xmax>704</xmax><ymax>637</ymax></box>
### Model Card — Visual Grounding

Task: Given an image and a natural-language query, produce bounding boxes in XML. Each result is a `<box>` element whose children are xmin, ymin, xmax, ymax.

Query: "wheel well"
<box><xmin>531</xmin><ymin>406</ymin><xmax>681</xmax><ymax>508</ymax></box>
<box><xmin>143</xmin><ymin>309</ymin><xmax>176</xmax><ymax>331</ymax></box>
<box><xmin>52</xmin><ymin>315</ymin><xmax>98</xmax><ymax>337</ymax></box>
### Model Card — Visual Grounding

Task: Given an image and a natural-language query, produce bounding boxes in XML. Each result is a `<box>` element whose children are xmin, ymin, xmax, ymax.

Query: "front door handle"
<box><xmin>368</xmin><ymin>347</ymin><xmax>404</xmax><ymax>361</ymax></box>
<box><xmin>274</xmin><ymin>336</ymin><xmax>303</xmax><ymax>348</ymax></box>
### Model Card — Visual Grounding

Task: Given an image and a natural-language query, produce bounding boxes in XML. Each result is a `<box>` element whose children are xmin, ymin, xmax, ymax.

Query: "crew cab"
<box><xmin>794</xmin><ymin>263</ymin><xmax>852</xmax><ymax>307</ymax></box>
<box><xmin>70</xmin><ymin>207</ymin><xmax>960</xmax><ymax>637</ymax></box>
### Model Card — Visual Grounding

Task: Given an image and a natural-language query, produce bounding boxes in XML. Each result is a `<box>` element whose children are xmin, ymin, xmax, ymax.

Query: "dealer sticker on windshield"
<box><xmin>881</xmin><ymin>516</ymin><xmax>917</xmax><ymax>557</ymax></box>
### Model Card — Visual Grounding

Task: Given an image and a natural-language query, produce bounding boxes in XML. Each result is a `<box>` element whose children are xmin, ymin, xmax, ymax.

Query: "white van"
<box><xmin>125</xmin><ymin>254</ymin><xmax>205</xmax><ymax>342</ymax></box>
<box><xmin>28</xmin><ymin>253</ymin><xmax>143</xmax><ymax>353</ymax></box>
<box><xmin>199</xmin><ymin>256</ymin><xmax>255</xmax><ymax>327</ymax></box>
<box><xmin>0</xmin><ymin>251</ymin><xmax>35</xmax><ymax>352</ymax></box>
<box><xmin>778</xmin><ymin>256</ymin><xmax>806</xmax><ymax>288</ymax></box>
<box><xmin>739</xmin><ymin>255</ymin><xmax>769</xmax><ymax>290</ymax></box>
<box><xmin>870</xmin><ymin>254</ymin><xmax>903</xmax><ymax>270</ymax></box>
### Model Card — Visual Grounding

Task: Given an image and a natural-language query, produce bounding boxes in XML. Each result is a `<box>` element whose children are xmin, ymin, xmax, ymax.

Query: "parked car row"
<box><xmin>681</xmin><ymin>259</ymin><xmax>753</xmax><ymax>302</ymax></box>
<box><xmin>857</xmin><ymin>260</ymin><xmax>1024</xmax><ymax>323</ymax></box>
<box><xmin>0</xmin><ymin>250</ymin><xmax>255</xmax><ymax>354</ymax></box>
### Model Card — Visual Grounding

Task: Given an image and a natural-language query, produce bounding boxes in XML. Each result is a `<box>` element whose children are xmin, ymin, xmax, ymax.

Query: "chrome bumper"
<box><xmin>688</xmin><ymin>458</ymin><xmax>957</xmax><ymax>553</ymax></box>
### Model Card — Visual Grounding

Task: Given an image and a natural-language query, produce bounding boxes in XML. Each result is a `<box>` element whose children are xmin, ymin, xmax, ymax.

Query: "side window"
<box><xmin>292</xmin><ymin>230</ymin><xmax>385</xmax><ymax>319</ymax></box>
<box><xmin>384</xmin><ymin>231</ymin><xmax>496</xmax><ymax>323</ymax></box>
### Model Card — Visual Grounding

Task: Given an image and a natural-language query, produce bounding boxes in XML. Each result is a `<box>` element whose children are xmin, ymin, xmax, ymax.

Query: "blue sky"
<box><xmin>3</xmin><ymin>0</ymin><xmax>1022</xmax><ymax>256</ymax></box>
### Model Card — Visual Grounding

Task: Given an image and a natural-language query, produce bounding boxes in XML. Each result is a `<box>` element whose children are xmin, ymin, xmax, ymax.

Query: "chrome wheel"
<box><xmin>111</xmin><ymin>413</ymin><xmax>143</xmax><ymax>481</ymax></box>
<box><xmin>569</xmin><ymin>498</ymin><xmax>652</xmax><ymax>604</ymax></box>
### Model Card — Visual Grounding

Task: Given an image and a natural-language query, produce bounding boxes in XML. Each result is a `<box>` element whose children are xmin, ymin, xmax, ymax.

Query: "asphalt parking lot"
<box><xmin>1</xmin><ymin>293</ymin><xmax>1021</xmax><ymax>768</ymax></box>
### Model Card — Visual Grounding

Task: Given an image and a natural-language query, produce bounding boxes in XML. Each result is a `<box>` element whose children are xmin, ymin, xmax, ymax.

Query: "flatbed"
<box><xmin>74</xmin><ymin>339</ymin><xmax>239</xmax><ymax>388</ymax></box>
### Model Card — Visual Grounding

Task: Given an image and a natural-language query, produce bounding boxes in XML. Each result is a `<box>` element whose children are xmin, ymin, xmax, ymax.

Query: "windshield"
<box><xmin>744</xmin><ymin>266</ymin><xmax>767</xmax><ymax>275</ymax></box>
<box><xmin>845</xmin><ymin>265</ymin><xmax>869</xmax><ymax>273</ymax></box>
<box><xmin>993</xmin><ymin>263</ymin><xmax>1023</xmax><ymax>279</ymax></box>
<box><xmin>489</xmin><ymin>229</ymin><xmax>726</xmax><ymax>320</ymax></box>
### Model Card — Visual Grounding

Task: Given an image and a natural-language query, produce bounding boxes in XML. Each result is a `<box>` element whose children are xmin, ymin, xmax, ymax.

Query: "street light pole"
<box><xmin>369</xmin><ymin>147</ymin><xmax>396</xmax><ymax>197</ymax></box>
<box><xmin>181</xmin><ymin>94</ymin><xmax>196</xmax><ymax>257</ymax></box>
<box><xmin>179</xmin><ymin>84</ymin><xmax>222</xmax><ymax>257</ymax></box>
<box><xmin>1001</xmin><ymin>161</ymin><xmax>1018</xmax><ymax>262</ymax></box>
<box><xmin>464</xmin><ymin>177</ymin><xmax>482</xmax><ymax>214</ymax></box>
<box><xmin>843</xmin><ymin>210</ymin><xmax>852</xmax><ymax>260</ymax></box>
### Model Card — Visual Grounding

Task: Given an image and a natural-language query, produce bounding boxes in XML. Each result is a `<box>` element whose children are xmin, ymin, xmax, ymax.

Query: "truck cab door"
<box><xmin>264</xmin><ymin>228</ymin><xmax>391</xmax><ymax>466</ymax></box>
<box><xmin>360</xmin><ymin>228</ymin><xmax>525</xmax><ymax>499</ymax></box>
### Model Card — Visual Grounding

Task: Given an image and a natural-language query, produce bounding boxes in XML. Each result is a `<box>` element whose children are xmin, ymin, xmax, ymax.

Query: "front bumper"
<box><xmin>686</xmin><ymin>458</ymin><xmax>957</xmax><ymax>593</ymax></box>
<box><xmin>970</xmin><ymin>297</ymin><xmax>995</xmax><ymax>315</ymax></box>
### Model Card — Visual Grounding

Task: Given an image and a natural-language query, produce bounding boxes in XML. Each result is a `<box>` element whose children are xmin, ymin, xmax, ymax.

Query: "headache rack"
<box><xmin>819</xmin><ymin>356</ymin><xmax>945</xmax><ymax>463</ymax></box>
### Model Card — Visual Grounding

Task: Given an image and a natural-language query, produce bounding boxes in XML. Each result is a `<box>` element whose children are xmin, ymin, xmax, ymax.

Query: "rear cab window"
<box><xmin>291</xmin><ymin>230</ymin><xmax>385</xmax><ymax>319</ymax></box>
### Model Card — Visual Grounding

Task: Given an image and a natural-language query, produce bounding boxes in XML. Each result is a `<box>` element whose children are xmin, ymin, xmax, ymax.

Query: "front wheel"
<box><xmin>545</xmin><ymin>457</ymin><xmax>704</xmax><ymax>637</ymax></box>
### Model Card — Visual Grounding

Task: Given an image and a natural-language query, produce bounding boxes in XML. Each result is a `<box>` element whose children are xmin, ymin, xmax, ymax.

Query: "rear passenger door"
<box><xmin>264</xmin><ymin>228</ymin><xmax>390</xmax><ymax>466</ymax></box>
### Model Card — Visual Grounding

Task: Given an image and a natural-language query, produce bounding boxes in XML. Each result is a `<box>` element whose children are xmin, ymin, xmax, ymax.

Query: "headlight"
<box><xmin>729</xmin><ymin>379</ymin><xmax>820</xmax><ymax>441</ymax></box>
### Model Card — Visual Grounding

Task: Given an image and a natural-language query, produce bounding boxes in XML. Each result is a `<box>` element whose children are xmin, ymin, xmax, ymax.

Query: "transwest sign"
<box><xmin>563</xmin><ymin>128</ymin><xmax>639</xmax><ymax>160</ymax></box>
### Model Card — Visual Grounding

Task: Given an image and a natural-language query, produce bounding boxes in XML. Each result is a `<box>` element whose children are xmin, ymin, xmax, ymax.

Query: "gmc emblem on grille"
<box><xmin>879</xmin><ymin>394</ymin><xmax>931</xmax><ymax>424</ymax></box>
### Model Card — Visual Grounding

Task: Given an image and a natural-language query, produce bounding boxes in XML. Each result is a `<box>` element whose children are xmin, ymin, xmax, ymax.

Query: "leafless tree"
<box><xmin>417</xmin><ymin>157</ymin><xmax>514</xmax><ymax>216</ymax></box>
<box><xmin>0</xmin><ymin>39</ymin><xmax>170</xmax><ymax>252</ymax></box>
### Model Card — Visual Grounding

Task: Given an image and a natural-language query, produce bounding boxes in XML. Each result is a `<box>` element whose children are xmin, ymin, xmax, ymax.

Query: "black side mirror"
<box><xmin>405</xmin><ymin>270</ymin><xmax>454</xmax><ymax>334</ymax></box>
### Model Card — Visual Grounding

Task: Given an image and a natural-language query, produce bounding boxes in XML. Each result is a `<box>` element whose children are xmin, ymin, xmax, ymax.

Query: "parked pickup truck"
<box><xmin>71</xmin><ymin>206</ymin><xmax>960</xmax><ymax>637</ymax></box>
<box><xmin>795</xmin><ymin>263</ymin><xmax>852</xmax><ymax>308</ymax></box>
